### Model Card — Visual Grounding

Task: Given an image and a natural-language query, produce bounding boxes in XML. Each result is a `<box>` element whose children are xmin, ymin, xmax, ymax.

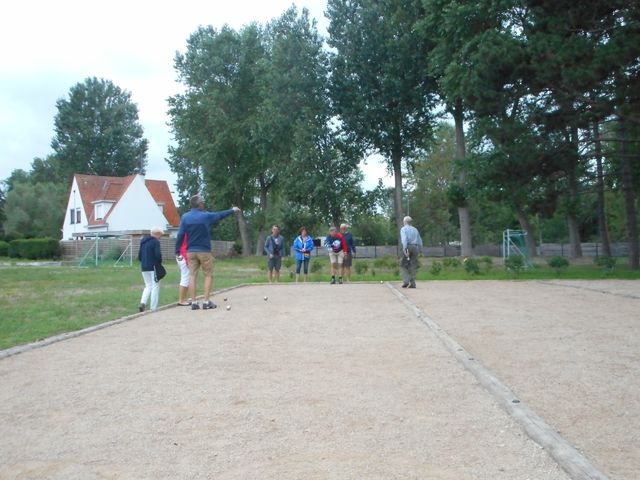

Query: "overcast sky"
<box><xmin>0</xmin><ymin>0</ymin><xmax>392</xmax><ymax>193</ymax></box>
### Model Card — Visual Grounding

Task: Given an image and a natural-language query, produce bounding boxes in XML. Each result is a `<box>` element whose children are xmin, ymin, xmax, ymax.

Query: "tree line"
<box><xmin>1</xmin><ymin>1</ymin><xmax>638</xmax><ymax>269</ymax></box>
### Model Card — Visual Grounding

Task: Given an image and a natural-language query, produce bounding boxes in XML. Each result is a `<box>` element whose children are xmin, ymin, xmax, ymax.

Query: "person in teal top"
<box><xmin>292</xmin><ymin>226</ymin><xmax>314</xmax><ymax>282</ymax></box>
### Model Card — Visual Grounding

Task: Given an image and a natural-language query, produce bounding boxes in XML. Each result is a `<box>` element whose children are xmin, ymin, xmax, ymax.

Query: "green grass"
<box><xmin>1</xmin><ymin>255</ymin><xmax>638</xmax><ymax>350</ymax></box>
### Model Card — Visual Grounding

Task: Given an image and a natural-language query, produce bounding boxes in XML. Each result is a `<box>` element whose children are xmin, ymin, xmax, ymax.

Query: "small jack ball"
<box><xmin>263</xmin><ymin>296</ymin><xmax>268</xmax><ymax>301</ymax></box>
<box><xmin>226</xmin><ymin>305</ymin><xmax>231</xmax><ymax>311</ymax></box>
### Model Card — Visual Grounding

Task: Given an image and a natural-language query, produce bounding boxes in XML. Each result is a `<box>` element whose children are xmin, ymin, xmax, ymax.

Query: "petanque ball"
<box><xmin>264</xmin><ymin>296</ymin><xmax>268</xmax><ymax>301</ymax></box>
<box><xmin>226</xmin><ymin>305</ymin><xmax>231</xmax><ymax>311</ymax></box>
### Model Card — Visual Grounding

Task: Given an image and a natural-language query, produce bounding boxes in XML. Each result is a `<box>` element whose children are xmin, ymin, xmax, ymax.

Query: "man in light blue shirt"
<box><xmin>400</xmin><ymin>216</ymin><xmax>423</xmax><ymax>288</ymax></box>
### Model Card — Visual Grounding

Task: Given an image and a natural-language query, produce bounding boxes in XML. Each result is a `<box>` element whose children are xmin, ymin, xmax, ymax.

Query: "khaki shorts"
<box><xmin>188</xmin><ymin>252</ymin><xmax>214</xmax><ymax>276</ymax></box>
<box><xmin>329</xmin><ymin>250</ymin><xmax>344</xmax><ymax>265</ymax></box>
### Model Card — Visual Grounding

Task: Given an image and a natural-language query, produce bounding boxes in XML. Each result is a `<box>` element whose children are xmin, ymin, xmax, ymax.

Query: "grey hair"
<box><xmin>403</xmin><ymin>216</ymin><xmax>413</xmax><ymax>225</ymax></box>
<box><xmin>190</xmin><ymin>194</ymin><xmax>204</xmax><ymax>209</ymax></box>
<box><xmin>150</xmin><ymin>226</ymin><xmax>164</xmax><ymax>235</ymax></box>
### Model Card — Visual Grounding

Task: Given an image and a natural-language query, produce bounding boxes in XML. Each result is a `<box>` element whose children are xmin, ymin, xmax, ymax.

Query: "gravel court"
<box><xmin>0</xmin><ymin>282</ymin><xmax>573</xmax><ymax>479</ymax></box>
<box><xmin>404</xmin><ymin>280</ymin><xmax>639</xmax><ymax>480</ymax></box>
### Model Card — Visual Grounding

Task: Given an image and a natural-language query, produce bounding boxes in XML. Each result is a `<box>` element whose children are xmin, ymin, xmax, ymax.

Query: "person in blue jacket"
<box><xmin>175</xmin><ymin>194</ymin><xmax>240</xmax><ymax>310</ymax></box>
<box><xmin>138</xmin><ymin>226</ymin><xmax>164</xmax><ymax>312</ymax></box>
<box><xmin>292</xmin><ymin>226</ymin><xmax>314</xmax><ymax>283</ymax></box>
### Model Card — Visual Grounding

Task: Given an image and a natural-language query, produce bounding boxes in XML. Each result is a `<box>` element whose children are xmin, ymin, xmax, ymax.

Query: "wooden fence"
<box><xmin>59</xmin><ymin>237</ymin><xmax>236</xmax><ymax>264</ymax></box>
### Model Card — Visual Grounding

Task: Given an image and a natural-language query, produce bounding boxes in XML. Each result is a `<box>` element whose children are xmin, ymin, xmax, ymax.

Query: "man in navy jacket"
<box><xmin>175</xmin><ymin>194</ymin><xmax>240</xmax><ymax>310</ymax></box>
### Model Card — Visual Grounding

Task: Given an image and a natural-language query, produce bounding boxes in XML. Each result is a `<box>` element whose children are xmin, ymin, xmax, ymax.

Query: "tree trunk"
<box><xmin>567</xmin><ymin>214</ymin><xmax>582</xmax><ymax>258</ymax></box>
<box><xmin>237</xmin><ymin>211</ymin><xmax>251</xmax><ymax>257</ymax></box>
<box><xmin>254</xmin><ymin>180</ymin><xmax>269</xmax><ymax>256</ymax></box>
<box><xmin>593</xmin><ymin>122</ymin><xmax>612</xmax><ymax>257</ymax></box>
<box><xmin>392</xmin><ymin>142</ymin><xmax>404</xmax><ymax>246</ymax></box>
<box><xmin>516</xmin><ymin>208</ymin><xmax>537</xmax><ymax>257</ymax></box>
<box><xmin>567</xmin><ymin>126</ymin><xmax>582</xmax><ymax>258</ymax></box>
<box><xmin>618</xmin><ymin>118</ymin><xmax>639</xmax><ymax>270</ymax></box>
<box><xmin>453</xmin><ymin>101</ymin><xmax>473</xmax><ymax>257</ymax></box>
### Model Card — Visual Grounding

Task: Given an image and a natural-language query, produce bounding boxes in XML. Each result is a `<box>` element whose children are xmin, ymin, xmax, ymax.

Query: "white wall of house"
<box><xmin>104</xmin><ymin>175</ymin><xmax>170</xmax><ymax>233</ymax></box>
<box><xmin>61</xmin><ymin>177</ymin><xmax>88</xmax><ymax>240</ymax></box>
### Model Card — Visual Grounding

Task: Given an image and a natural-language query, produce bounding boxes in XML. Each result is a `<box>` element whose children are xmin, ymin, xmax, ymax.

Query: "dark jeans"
<box><xmin>296</xmin><ymin>258</ymin><xmax>310</xmax><ymax>274</ymax></box>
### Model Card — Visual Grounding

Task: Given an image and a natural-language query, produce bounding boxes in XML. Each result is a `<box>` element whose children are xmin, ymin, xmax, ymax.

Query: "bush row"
<box><xmin>1</xmin><ymin>238</ymin><xmax>60</xmax><ymax>259</ymax></box>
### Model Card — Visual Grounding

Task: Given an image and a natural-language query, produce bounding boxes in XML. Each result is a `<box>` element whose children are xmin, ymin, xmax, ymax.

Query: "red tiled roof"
<box><xmin>74</xmin><ymin>174</ymin><xmax>136</xmax><ymax>225</ymax></box>
<box><xmin>145</xmin><ymin>179</ymin><xmax>180</xmax><ymax>227</ymax></box>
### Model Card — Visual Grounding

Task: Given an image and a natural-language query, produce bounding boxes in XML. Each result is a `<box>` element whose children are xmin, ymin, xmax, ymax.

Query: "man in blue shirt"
<box><xmin>400</xmin><ymin>216</ymin><xmax>423</xmax><ymax>288</ymax></box>
<box><xmin>264</xmin><ymin>225</ymin><xmax>285</xmax><ymax>283</ymax></box>
<box><xmin>175</xmin><ymin>194</ymin><xmax>240</xmax><ymax>310</ymax></box>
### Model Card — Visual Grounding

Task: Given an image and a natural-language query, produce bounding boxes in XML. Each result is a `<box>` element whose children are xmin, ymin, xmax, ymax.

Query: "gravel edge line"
<box><xmin>387</xmin><ymin>282</ymin><xmax>609</xmax><ymax>480</ymax></box>
<box><xmin>0</xmin><ymin>284</ymin><xmax>251</xmax><ymax>361</ymax></box>
<box><xmin>536</xmin><ymin>280</ymin><xmax>640</xmax><ymax>300</ymax></box>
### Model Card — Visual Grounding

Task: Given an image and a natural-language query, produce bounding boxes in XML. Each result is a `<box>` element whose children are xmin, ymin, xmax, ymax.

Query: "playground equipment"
<box><xmin>502</xmin><ymin>229</ymin><xmax>534</xmax><ymax>268</ymax></box>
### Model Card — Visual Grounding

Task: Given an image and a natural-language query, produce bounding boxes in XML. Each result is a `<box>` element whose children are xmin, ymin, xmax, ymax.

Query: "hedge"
<box><xmin>0</xmin><ymin>240</ymin><xmax>9</xmax><ymax>257</ymax></box>
<box><xmin>8</xmin><ymin>238</ymin><xmax>60</xmax><ymax>259</ymax></box>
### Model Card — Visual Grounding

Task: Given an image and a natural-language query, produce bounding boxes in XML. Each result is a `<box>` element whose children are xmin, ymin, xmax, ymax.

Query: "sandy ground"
<box><xmin>0</xmin><ymin>280</ymin><xmax>636</xmax><ymax>479</ymax></box>
<box><xmin>405</xmin><ymin>280</ymin><xmax>639</xmax><ymax>480</ymax></box>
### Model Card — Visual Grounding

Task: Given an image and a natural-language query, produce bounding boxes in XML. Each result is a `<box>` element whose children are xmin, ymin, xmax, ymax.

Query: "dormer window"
<box><xmin>157</xmin><ymin>202</ymin><xmax>165</xmax><ymax>214</ymax></box>
<box><xmin>92</xmin><ymin>200</ymin><xmax>114</xmax><ymax>221</ymax></box>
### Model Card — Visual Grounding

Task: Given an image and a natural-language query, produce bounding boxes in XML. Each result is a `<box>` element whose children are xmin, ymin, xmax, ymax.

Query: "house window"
<box><xmin>95</xmin><ymin>203</ymin><xmax>103</xmax><ymax>220</ymax></box>
<box><xmin>70</xmin><ymin>208</ymin><xmax>75</xmax><ymax>224</ymax></box>
<box><xmin>76</xmin><ymin>209</ymin><xmax>81</xmax><ymax>224</ymax></box>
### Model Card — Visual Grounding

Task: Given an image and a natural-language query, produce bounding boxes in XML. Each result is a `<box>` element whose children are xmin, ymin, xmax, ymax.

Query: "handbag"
<box><xmin>154</xmin><ymin>263</ymin><xmax>167</xmax><ymax>282</ymax></box>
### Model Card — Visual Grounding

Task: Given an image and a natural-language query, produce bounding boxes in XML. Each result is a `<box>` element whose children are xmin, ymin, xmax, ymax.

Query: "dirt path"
<box><xmin>1</xmin><ymin>281</ymin><xmax>635</xmax><ymax>479</ymax></box>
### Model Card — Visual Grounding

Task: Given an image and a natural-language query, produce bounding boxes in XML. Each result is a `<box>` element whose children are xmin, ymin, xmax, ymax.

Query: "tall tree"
<box><xmin>407</xmin><ymin>123</ymin><xmax>458</xmax><ymax>247</ymax></box>
<box><xmin>253</xmin><ymin>7</ymin><xmax>333</xmax><ymax>253</ymax></box>
<box><xmin>327</xmin><ymin>0</ymin><xmax>438</xmax><ymax>240</ymax></box>
<box><xmin>419</xmin><ymin>0</ymin><xmax>504</xmax><ymax>255</ymax></box>
<box><xmin>3</xmin><ymin>181</ymin><xmax>66</xmax><ymax>238</ymax></box>
<box><xmin>51</xmin><ymin>77</ymin><xmax>148</xmax><ymax>180</ymax></box>
<box><xmin>169</xmin><ymin>24</ymin><xmax>266</xmax><ymax>254</ymax></box>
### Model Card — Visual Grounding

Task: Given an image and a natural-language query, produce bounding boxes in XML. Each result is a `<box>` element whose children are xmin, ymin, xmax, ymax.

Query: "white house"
<box><xmin>61</xmin><ymin>174</ymin><xmax>180</xmax><ymax>240</ymax></box>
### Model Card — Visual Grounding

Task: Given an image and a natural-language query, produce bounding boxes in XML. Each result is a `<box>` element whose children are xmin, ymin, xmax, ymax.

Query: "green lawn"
<box><xmin>0</xmin><ymin>255</ymin><xmax>638</xmax><ymax>350</ymax></box>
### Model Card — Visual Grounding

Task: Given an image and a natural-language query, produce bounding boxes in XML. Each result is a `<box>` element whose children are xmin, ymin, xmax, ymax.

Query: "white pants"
<box><xmin>140</xmin><ymin>271</ymin><xmax>160</xmax><ymax>310</ymax></box>
<box><xmin>176</xmin><ymin>257</ymin><xmax>190</xmax><ymax>288</ymax></box>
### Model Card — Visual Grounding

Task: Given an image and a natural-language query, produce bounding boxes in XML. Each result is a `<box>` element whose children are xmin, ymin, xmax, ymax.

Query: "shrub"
<box><xmin>105</xmin><ymin>245</ymin><xmax>125</xmax><ymax>261</ymax></box>
<box><xmin>310</xmin><ymin>259</ymin><xmax>323</xmax><ymax>273</ymax></box>
<box><xmin>232</xmin><ymin>240</ymin><xmax>242</xmax><ymax>255</ymax></box>
<box><xmin>283</xmin><ymin>256</ymin><xmax>294</xmax><ymax>269</ymax></box>
<box><xmin>373</xmin><ymin>255</ymin><xmax>397</xmax><ymax>269</ymax></box>
<box><xmin>594</xmin><ymin>255</ymin><xmax>616</xmax><ymax>271</ymax></box>
<box><xmin>547</xmin><ymin>256</ymin><xmax>569</xmax><ymax>273</ymax></box>
<box><xmin>354</xmin><ymin>261</ymin><xmax>369</xmax><ymax>275</ymax></box>
<box><xmin>0</xmin><ymin>240</ymin><xmax>9</xmax><ymax>257</ymax></box>
<box><xmin>8</xmin><ymin>238</ymin><xmax>60</xmax><ymax>259</ymax></box>
<box><xmin>463</xmin><ymin>257</ymin><xmax>481</xmax><ymax>275</ymax></box>
<box><xmin>430</xmin><ymin>260</ymin><xmax>443</xmax><ymax>276</ymax></box>
<box><xmin>504</xmin><ymin>255</ymin><xmax>525</xmax><ymax>275</ymax></box>
<box><xmin>480</xmin><ymin>256</ymin><xmax>493</xmax><ymax>272</ymax></box>
<box><xmin>443</xmin><ymin>257</ymin><xmax>461</xmax><ymax>269</ymax></box>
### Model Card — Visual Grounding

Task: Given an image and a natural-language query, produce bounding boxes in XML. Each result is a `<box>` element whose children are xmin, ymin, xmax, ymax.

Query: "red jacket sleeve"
<box><xmin>338</xmin><ymin>233</ymin><xmax>348</xmax><ymax>253</ymax></box>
